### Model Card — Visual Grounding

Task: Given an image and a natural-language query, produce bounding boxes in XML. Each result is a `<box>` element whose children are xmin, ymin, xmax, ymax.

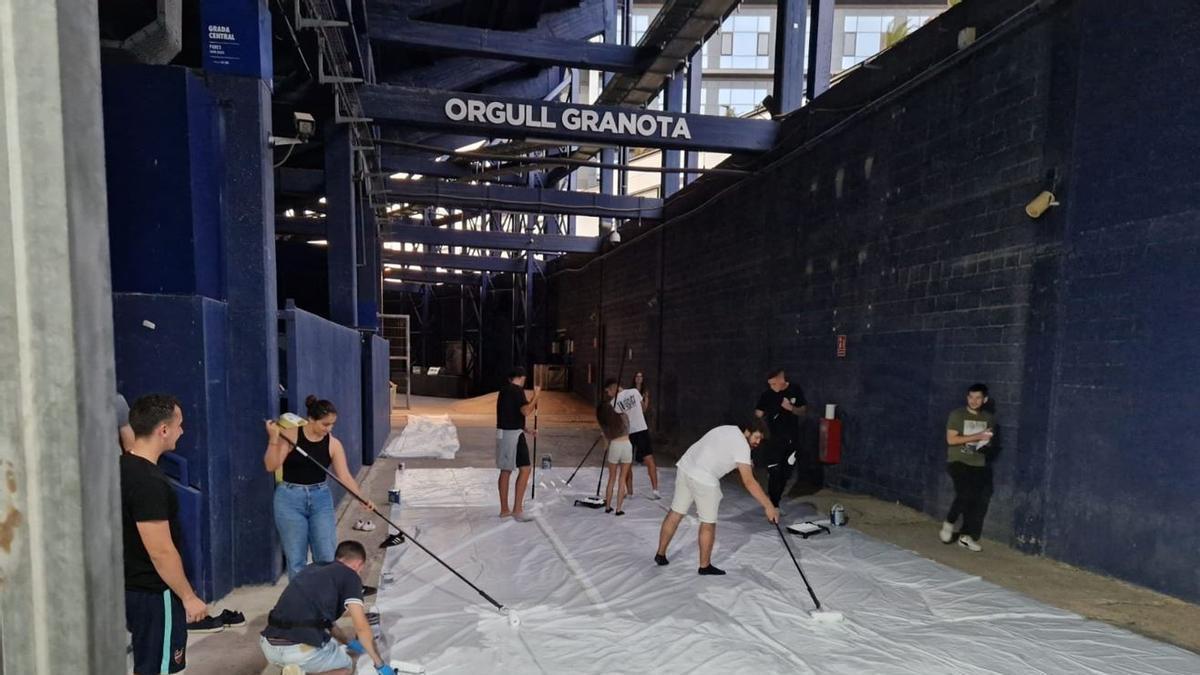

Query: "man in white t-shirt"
<box><xmin>654</xmin><ymin>418</ymin><xmax>779</xmax><ymax>575</ymax></box>
<box><xmin>613</xmin><ymin>386</ymin><xmax>660</xmax><ymax>499</ymax></box>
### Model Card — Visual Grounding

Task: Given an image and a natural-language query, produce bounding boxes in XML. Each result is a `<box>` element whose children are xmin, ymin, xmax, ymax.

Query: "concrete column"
<box><xmin>0</xmin><ymin>0</ymin><xmax>124</xmax><ymax>671</ymax></box>
<box><xmin>357</xmin><ymin>191</ymin><xmax>380</xmax><ymax>329</ymax></box>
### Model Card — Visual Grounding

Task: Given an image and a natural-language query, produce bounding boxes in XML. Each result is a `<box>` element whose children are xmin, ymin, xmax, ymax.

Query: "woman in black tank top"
<box><xmin>264</xmin><ymin>395</ymin><xmax>375</xmax><ymax>579</ymax></box>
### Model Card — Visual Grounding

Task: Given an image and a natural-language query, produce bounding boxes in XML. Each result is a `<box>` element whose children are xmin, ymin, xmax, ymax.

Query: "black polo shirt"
<box><xmin>496</xmin><ymin>382</ymin><xmax>527</xmax><ymax>430</ymax></box>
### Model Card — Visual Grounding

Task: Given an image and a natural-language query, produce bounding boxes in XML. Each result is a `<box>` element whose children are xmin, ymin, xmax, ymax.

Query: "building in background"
<box><xmin>572</xmin><ymin>0</ymin><xmax>948</xmax><ymax>229</ymax></box>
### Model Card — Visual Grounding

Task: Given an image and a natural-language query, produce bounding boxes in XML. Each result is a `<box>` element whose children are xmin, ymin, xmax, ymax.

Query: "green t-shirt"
<box><xmin>946</xmin><ymin>407</ymin><xmax>994</xmax><ymax>466</ymax></box>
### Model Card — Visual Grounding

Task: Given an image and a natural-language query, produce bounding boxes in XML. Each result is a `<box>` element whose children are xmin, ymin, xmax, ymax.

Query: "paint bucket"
<box><xmin>831</xmin><ymin>503</ymin><xmax>847</xmax><ymax>526</ymax></box>
<box><xmin>388</xmin><ymin>488</ymin><xmax>401</xmax><ymax>505</ymax></box>
<box><xmin>541</xmin><ymin>455</ymin><xmax>552</xmax><ymax>470</ymax></box>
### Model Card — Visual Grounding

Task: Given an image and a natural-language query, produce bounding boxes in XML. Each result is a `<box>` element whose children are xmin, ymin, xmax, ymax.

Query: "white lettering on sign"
<box><xmin>207</xmin><ymin>24</ymin><xmax>236</xmax><ymax>41</ymax></box>
<box><xmin>444</xmin><ymin>97</ymin><xmax>693</xmax><ymax>141</ymax></box>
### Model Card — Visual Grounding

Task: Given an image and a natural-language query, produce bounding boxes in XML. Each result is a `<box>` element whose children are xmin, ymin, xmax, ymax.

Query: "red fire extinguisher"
<box><xmin>819</xmin><ymin>408</ymin><xmax>842</xmax><ymax>464</ymax></box>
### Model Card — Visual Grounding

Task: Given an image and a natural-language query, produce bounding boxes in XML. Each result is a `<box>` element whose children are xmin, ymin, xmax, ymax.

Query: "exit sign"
<box><xmin>836</xmin><ymin>334</ymin><xmax>847</xmax><ymax>358</ymax></box>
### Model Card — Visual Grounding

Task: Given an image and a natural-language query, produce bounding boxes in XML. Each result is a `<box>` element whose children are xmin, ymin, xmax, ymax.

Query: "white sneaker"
<box><xmin>282</xmin><ymin>665</ymin><xmax>304</xmax><ymax>675</ymax></box>
<box><xmin>651</xmin><ymin>490</ymin><xmax>662</xmax><ymax>500</ymax></box>
<box><xmin>361</xmin><ymin>520</ymin><xmax>377</xmax><ymax>532</ymax></box>
<box><xmin>958</xmin><ymin>535</ymin><xmax>982</xmax><ymax>552</ymax></box>
<box><xmin>939</xmin><ymin>521</ymin><xmax>955</xmax><ymax>544</ymax></box>
<box><xmin>353</xmin><ymin>519</ymin><xmax>366</xmax><ymax>531</ymax></box>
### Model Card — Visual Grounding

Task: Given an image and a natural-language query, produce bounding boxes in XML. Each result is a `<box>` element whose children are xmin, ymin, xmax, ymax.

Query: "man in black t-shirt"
<box><xmin>496</xmin><ymin>367</ymin><xmax>540</xmax><ymax>520</ymax></box>
<box><xmin>121</xmin><ymin>394</ymin><xmax>206</xmax><ymax>675</ymax></box>
<box><xmin>260</xmin><ymin>540</ymin><xmax>394</xmax><ymax>675</ymax></box>
<box><xmin>754</xmin><ymin>369</ymin><xmax>808</xmax><ymax>508</ymax></box>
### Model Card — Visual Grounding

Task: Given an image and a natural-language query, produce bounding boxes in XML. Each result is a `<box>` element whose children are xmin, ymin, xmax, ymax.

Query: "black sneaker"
<box><xmin>218</xmin><ymin>609</ymin><xmax>245</xmax><ymax>627</ymax></box>
<box><xmin>379</xmin><ymin>533</ymin><xmax>405</xmax><ymax>548</ymax></box>
<box><xmin>654</xmin><ymin>554</ymin><xmax>669</xmax><ymax>566</ymax></box>
<box><xmin>698</xmin><ymin>565</ymin><xmax>727</xmax><ymax>576</ymax></box>
<box><xmin>362</xmin><ymin>585</ymin><xmax>377</xmax><ymax>597</ymax></box>
<box><xmin>186</xmin><ymin>615</ymin><xmax>225</xmax><ymax>633</ymax></box>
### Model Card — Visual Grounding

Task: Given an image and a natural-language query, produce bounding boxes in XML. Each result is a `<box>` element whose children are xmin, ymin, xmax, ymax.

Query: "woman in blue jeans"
<box><xmin>264</xmin><ymin>395</ymin><xmax>374</xmax><ymax>579</ymax></box>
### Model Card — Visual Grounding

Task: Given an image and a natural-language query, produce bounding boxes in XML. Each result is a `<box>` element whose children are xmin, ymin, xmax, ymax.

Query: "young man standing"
<box><xmin>654</xmin><ymin>418</ymin><xmax>779</xmax><ymax>575</ymax></box>
<box><xmin>754</xmin><ymin>369</ymin><xmax>807</xmax><ymax>507</ymax></box>
<box><xmin>260</xmin><ymin>540</ymin><xmax>394</xmax><ymax>675</ymax></box>
<box><xmin>615</xmin><ymin>379</ymin><xmax>659</xmax><ymax>499</ymax></box>
<box><xmin>121</xmin><ymin>394</ymin><xmax>206</xmax><ymax>675</ymax></box>
<box><xmin>940</xmin><ymin>383</ymin><xmax>995</xmax><ymax>552</ymax></box>
<box><xmin>496</xmin><ymin>367</ymin><xmax>540</xmax><ymax>521</ymax></box>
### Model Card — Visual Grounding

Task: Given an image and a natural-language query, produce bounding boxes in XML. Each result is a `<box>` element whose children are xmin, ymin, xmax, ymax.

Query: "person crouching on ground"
<box><xmin>260</xmin><ymin>540</ymin><xmax>395</xmax><ymax>675</ymax></box>
<box><xmin>598</xmin><ymin>378</ymin><xmax>633</xmax><ymax>515</ymax></box>
<box><xmin>655</xmin><ymin>417</ymin><xmax>779</xmax><ymax>575</ymax></box>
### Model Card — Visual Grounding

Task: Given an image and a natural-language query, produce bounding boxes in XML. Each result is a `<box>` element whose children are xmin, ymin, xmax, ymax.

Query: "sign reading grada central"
<box><xmin>444</xmin><ymin>97</ymin><xmax>692</xmax><ymax>140</ymax></box>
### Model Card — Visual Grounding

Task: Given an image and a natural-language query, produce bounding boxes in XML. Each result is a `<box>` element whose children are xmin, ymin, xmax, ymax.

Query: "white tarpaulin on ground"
<box><xmin>356</xmin><ymin>468</ymin><xmax>1200</xmax><ymax>675</ymax></box>
<box><xmin>380</xmin><ymin>415</ymin><xmax>460</xmax><ymax>459</ymax></box>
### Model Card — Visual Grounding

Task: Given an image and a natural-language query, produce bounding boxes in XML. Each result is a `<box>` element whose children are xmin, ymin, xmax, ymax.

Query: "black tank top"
<box><xmin>282</xmin><ymin>430</ymin><xmax>332</xmax><ymax>485</ymax></box>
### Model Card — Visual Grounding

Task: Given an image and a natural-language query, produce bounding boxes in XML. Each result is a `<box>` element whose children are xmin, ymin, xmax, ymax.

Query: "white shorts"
<box><xmin>670</xmin><ymin>470</ymin><xmax>723</xmax><ymax>524</ymax></box>
<box><xmin>606</xmin><ymin>439</ymin><xmax>633</xmax><ymax>464</ymax></box>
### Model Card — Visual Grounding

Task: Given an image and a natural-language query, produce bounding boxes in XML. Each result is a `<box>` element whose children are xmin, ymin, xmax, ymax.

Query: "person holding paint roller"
<box><xmin>754</xmin><ymin>369</ymin><xmax>808</xmax><ymax>508</ymax></box>
<box><xmin>619</xmin><ymin>371</ymin><xmax>660</xmax><ymax>499</ymax></box>
<box><xmin>265</xmin><ymin>395</ymin><xmax>376</xmax><ymax>580</ymax></box>
<box><xmin>260</xmin><ymin>540</ymin><xmax>395</xmax><ymax>675</ymax></box>
<box><xmin>496</xmin><ymin>367</ymin><xmax>540</xmax><ymax>521</ymax></box>
<box><xmin>654</xmin><ymin>417</ymin><xmax>779</xmax><ymax>575</ymax></box>
<box><xmin>598</xmin><ymin>379</ymin><xmax>633</xmax><ymax>515</ymax></box>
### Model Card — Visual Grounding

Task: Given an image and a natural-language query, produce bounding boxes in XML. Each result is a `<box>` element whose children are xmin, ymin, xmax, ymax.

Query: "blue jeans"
<box><xmin>274</xmin><ymin>481</ymin><xmax>336</xmax><ymax>579</ymax></box>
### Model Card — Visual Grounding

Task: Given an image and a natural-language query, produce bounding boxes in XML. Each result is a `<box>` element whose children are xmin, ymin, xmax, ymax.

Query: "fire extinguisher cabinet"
<box><xmin>819</xmin><ymin>415</ymin><xmax>842</xmax><ymax>464</ymax></box>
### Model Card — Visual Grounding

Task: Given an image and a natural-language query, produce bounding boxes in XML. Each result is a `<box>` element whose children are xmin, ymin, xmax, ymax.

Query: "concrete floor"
<box><xmin>188</xmin><ymin>393</ymin><xmax>1199</xmax><ymax>674</ymax></box>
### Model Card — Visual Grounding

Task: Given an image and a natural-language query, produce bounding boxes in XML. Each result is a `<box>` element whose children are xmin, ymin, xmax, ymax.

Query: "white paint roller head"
<box><xmin>504</xmin><ymin>607</ymin><xmax>521</xmax><ymax>627</ymax></box>
<box><xmin>810</xmin><ymin>608</ymin><xmax>845</xmax><ymax>623</ymax></box>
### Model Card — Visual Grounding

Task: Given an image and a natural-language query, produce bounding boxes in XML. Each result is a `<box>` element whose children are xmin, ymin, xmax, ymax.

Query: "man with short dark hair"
<box><xmin>122</xmin><ymin>393</ymin><xmax>205</xmax><ymax>675</ymax></box>
<box><xmin>754</xmin><ymin>369</ymin><xmax>807</xmax><ymax>507</ymax></box>
<box><xmin>939</xmin><ymin>383</ymin><xmax>995</xmax><ymax>552</ymax></box>
<box><xmin>654</xmin><ymin>418</ymin><xmax>779</xmax><ymax>575</ymax></box>
<box><xmin>261</xmin><ymin>540</ymin><xmax>394</xmax><ymax>675</ymax></box>
<box><xmin>496</xmin><ymin>367</ymin><xmax>540</xmax><ymax>521</ymax></box>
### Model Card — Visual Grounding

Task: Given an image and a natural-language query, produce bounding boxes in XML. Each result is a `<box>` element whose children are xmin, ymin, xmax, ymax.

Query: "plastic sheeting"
<box><xmin>358</xmin><ymin>468</ymin><xmax>1200</xmax><ymax>675</ymax></box>
<box><xmin>381</xmin><ymin>415</ymin><xmax>460</xmax><ymax>459</ymax></box>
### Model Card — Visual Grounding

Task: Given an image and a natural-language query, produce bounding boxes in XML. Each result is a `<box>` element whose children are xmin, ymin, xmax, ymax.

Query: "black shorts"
<box><xmin>516</xmin><ymin>433</ymin><xmax>531</xmax><ymax>468</ymax></box>
<box><xmin>126</xmin><ymin>589</ymin><xmax>187</xmax><ymax>674</ymax></box>
<box><xmin>630</xmin><ymin>430</ymin><xmax>654</xmax><ymax>463</ymax></box>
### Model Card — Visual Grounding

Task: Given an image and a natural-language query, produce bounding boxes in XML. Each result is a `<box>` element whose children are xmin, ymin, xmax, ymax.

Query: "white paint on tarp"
<box><xmin>380</xmin><ymin>415</ymin><xmax>460</xmax><ymax>460</ymax></box>
<box><xmin>361</xmin><ymin>468</ymin><xmax>1200</xmax><ymax>674</ymax></box>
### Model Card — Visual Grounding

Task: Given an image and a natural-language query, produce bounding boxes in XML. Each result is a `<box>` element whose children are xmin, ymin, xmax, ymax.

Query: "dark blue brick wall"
<box><xmin>551</xmin><ymin>0</ymin><xmax>1200</xmax><ymax>602</ymax></box>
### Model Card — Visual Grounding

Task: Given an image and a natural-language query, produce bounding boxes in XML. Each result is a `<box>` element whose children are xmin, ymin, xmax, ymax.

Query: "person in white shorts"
<box><xmin>597</xmin><ymin>379</ymin><xmax>633</xmax><ymax>515</ymax></box>
<box><xmin>655</xmin><ymin>418</ymin><xmax>778</xmax><ymax>575</ymax></box>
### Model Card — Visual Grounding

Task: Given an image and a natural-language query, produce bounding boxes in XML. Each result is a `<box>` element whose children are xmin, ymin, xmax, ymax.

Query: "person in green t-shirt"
<box><xmin>939</xmin><ymin>383</ymin><xmax>995</xmax><ymax>552</ymax></box>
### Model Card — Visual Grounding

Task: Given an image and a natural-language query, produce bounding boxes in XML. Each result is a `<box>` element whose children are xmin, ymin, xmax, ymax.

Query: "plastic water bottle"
<box><xmin>541</xmin><ymin>455</ymin><xmax>552</xmax><ymax>470</ymax></box>
<box><xmin>831</xmin><ymin>503</ymin><xmax>847</xmax><ymax>526</ymax></box>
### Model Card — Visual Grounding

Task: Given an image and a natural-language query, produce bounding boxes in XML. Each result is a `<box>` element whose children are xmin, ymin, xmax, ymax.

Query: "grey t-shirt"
<box><xmin>115</xmin><ymin>393</ymin><xmax>130</xmax><ymax>451</ymax></box>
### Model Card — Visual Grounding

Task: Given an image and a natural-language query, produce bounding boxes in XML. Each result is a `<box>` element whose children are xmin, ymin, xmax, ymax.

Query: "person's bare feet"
<box><xmin>499</xmin><ymin>511</ymin><xmax>512</xmax><ymax>518</ymax></box>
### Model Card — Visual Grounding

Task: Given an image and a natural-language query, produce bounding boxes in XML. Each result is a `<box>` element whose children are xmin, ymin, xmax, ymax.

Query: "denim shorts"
<box><xmin>259</xmin><ymin>635</ymin><xmax>352</xmax><ymax>672</ymax></box>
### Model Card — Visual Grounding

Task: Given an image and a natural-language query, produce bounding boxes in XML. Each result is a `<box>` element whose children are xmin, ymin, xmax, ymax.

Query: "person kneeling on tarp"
<box><xmin>654</xmin><ymin>418</ymin><xmax>779</xmax><ymax>575</ymax></box>
<box><xmin>260</xmin><ymin>540</ymin><xmax>395</xmax><ymax>675</ymax></box>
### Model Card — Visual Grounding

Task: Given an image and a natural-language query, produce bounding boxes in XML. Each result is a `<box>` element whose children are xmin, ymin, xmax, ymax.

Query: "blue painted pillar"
<box><xmin>208</xmin><ymin>72</ymin><xmax>280</xmax><ymax>586</ymax></box>
<box><xmin>806</xmin><ymin>0</ymin><xmax>835</xmax><ymax>100</ymax></box>
<box><xmin>357</xmin><ymin>192</ymin><xmax>380</xmax><ymax>329</ymax></box>
<box><xmin>685</xmin><ymin>50</ymin><xmax>702</xmax><ymax>185</ymax></box>
<box><xmin>773</xmin><ymin>0</ymin><xmax>808</xmax><ymax>114</ymax></box>
<box><xmin>661</xmin><ymin>69</ymin><xmax>684</xmax><ymax>198</ymax></box>
<box><xmin>326</xmin><ymin>125</ymin><xmax>358</xmax><ymax>325</ymax></box>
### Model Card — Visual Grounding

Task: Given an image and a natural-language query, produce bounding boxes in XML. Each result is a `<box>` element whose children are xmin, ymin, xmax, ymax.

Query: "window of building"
<box><xmin>630</xmin><ymin>13</ymin><xmax>651</xmax><ymax>44</ymax></box>
<box><xmin>717</xmin><ymin>14</ymin><xmax>771</xmax><ymax>69</ymax></box>
<box><xmin>704</xmin><ymin>84</ymin><xmax>769</xmax><ymax>117</ymax></box>
<box><xmin>839</xmin><ymin>12</ymin><xmax>935</xmax><ymax>71</ymax></box>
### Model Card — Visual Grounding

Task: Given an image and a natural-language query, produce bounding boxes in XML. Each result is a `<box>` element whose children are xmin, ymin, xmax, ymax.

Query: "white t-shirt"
<box><xmin>676</xmin><ymin>425</ymin><xmax>752</xmax><ymax>486</ymax></box>
<box><xmin>612</xmin><ymin>388</ymin><xmax>647</xmax><ymax>434</ymax></box>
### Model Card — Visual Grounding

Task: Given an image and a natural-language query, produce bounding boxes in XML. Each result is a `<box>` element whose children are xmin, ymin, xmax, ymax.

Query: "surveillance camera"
<box><xmin>293</xmin><ymin>112</ymin><xmax>316</xmax><ymax>141</ymax></box>
<box><xmin>1025</xmin><ymin>190</ymin><xmax>1059</xmax><ymax>219</ymax></box>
